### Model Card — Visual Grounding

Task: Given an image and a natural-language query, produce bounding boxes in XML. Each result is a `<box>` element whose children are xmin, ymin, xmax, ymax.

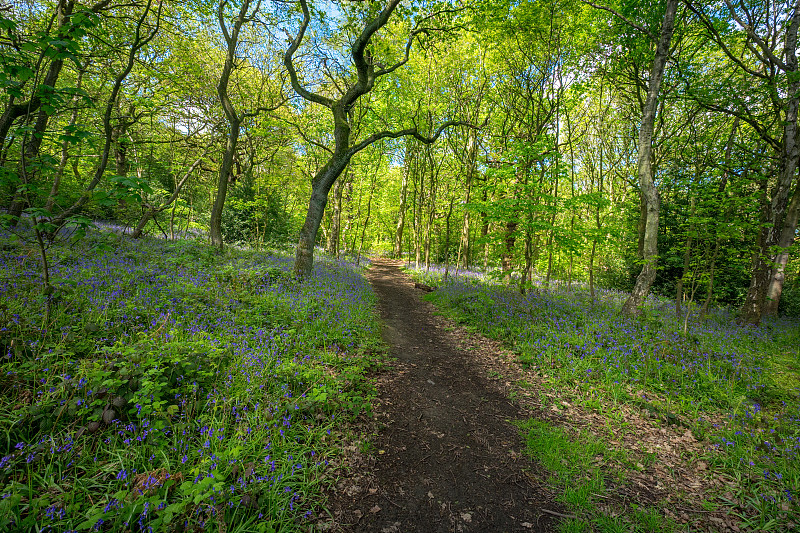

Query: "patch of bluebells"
<box><xmin>410</xmin><ymin>264</ymin><xmax>800</xmax><ymax>518</ymax></box>
<box><xmin>0</xmin><ymin>227</ymin><xmax>379</xmax><ymax>531</ymax></box>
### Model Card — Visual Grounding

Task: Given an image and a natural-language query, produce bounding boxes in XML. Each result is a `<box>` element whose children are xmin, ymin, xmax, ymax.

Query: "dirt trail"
<box><xmin>326</xmin><ymin>259</ymin><xmax>562</xmax><ymax>533</ymax></box>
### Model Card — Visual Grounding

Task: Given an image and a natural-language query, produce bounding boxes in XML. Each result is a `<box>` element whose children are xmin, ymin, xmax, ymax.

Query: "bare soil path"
<box><xmin>326</xmin><ymin>259</ymin><xmax>563</xmax><ymax>533</ymax></box>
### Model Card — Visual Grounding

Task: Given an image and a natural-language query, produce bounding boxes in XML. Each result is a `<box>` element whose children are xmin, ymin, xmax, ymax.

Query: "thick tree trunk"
<box><xmin>209</xmin><ymin>123</ymin><xmax>240</xmax><ymax>247</ymax></box>
<box><xmin>621</xmin><ymin>0</ymin><xmax>678</xmax><ymax>316</ymax></box>
<box><xmin>739</xmin><ymin>3</ymin><xmax>800</xmax><ymax>324</ymax></box>
<box><xmin>293</xmin><ymin>157</ymin><xmax>350</xmax><ymax>276</ymax></box>
<box><xmin>764</xmin><ymin>178</ymin><xmax>800</xmax><ymax>314</ymax></box>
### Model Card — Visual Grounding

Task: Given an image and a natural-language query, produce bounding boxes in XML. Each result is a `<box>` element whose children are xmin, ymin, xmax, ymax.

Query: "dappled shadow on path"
<box><xmin>325</xmin><ymin>259</ymin><xmax>561</xmax><ymax>533</ymax></box>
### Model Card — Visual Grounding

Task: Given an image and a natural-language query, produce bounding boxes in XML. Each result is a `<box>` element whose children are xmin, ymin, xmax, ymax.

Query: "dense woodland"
<box><xmin>2</xmin><ymin>0</ymin><xmax>799</xmax><ymax>324</ymax></box>
<box><xmin>1</xmin><ymin>1</ymin><xmax>800</xmax><ymax>532</ymax></box>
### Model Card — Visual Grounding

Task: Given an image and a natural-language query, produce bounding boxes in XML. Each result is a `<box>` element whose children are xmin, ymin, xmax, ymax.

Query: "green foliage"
<box><xmin>0</xmin><ymin>230</ymin><xmax>382</xmax><ymax>532</ymax></box>
<box><xmin>518</xmin><ymin>419</ymin><xmax>675</xmax><ymax>532</ymax></box>
<box><xmin>417</xmin><ymin>267</ymin><xmax>800</xmax><ymax>527</ymax></box>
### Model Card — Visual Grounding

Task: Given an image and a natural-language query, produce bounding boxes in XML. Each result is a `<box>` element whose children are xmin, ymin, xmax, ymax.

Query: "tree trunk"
<box><xmin>764</xmin><ymin>177</ymin><xmax>800</xmax><ymax>315</ymax></box>
<box><xmin>621</xmin><ymin>0</ymin><xmax>678</xmax><ymax>316</ymax></box>
<box><xmin>394</xmin><ymin>141</ymin><xmax>414</xmax><ymax>258</ymax></box>
<box><xmin>209</xmin><ymin>122</ymin><xmax>240</xmax><ymax>247</ymax></box>
<box><xmin>589</xmin><ymin>240</ymin><xmax>597</xmax><ymax>303</ymax></box>
<box><xmin>502</xmin><ymin>221</ymin><xmax>517</xmax><ymax>284</ymax></box>
<box><xmin>294</xmin><ymin>175</ymin><xmax>337</xmax><ymax>276</ymax></box>
<box><xmin>424</xmin><ymin>170</ymin><xmax>437</xmax><ymax>271</ymax></box>
<box><xmin>444</xmin><ymin>196</ymin><xmax>454</xmax><ymax>279</ymax></box>
<box><xmin>676</xmin><ymin>194</ymin><xmax>696</xmax><ymax>316</ymax></box>
<box><xmin>739</xmin><ymin>3</ymin><xmax>800</xmax><ymax>324</ymax></box>
<box><xmin>482</xmin><ymin>189</ymin><xmax>489</xmax><ymax>271</ymax></box>
<box><xmin>47</xmin><ymin>68</ymin><xmax>85</xmax><ymax>212</ymax></box>
<box><xmin>6</xmin><ymin>0</ymin><xmax>76</xmax><ymax>224</ymax></box>
<box><xmin>133</xmin><ymin>153</ymin><xmax>204</xmax><ymax>239</ymax></box>
<box><xmin>209</xmin><ymin>0</ymin><xmax>253</xmax><ymax>249</ymax></box>
<box><xmin>328</xmin><ymin>175</ymin><xmax>344</xmax><ymax>257</ymax></box>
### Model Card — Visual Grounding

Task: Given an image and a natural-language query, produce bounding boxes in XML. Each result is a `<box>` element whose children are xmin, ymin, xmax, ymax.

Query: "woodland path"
<box><xmin>325</xmin><ymin>259</ymin><xmax>563</xmax><ymax>533</ymax></box>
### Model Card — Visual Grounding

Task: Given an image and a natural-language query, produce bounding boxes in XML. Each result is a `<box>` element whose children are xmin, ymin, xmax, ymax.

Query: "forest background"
<box><xmin>2</xmin><ymin>0</ymin><xmax>800</xmax><ymax>324</ymax></box>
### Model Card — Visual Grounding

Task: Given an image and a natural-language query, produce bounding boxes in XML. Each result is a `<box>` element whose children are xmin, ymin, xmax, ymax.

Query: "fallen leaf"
<box><xmin>521</xmin><ymin>523</ymin><xmax>533</xmax><ymax>529</ymax></box>
<box><xmin>460</xmin><ymin>513</ymin><xmax>472</xmax><ymax>523</ymax></box>
<box><xmin>370</xmin><ymin>505</ymin><xmax>381</xmax><ymax>514</ymax></box>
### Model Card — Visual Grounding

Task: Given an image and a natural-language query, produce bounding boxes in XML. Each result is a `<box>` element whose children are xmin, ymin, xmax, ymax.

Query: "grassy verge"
<box><xmin>519</xmin><ymin>420</ymin><xmax>673</xmax><ymax>533</ymax></box>
<box><xmin>0</xmin><ymin>228</ymin><xmax>382</xmax><ymax>532</ymax></box>
<box><xmin>405</xmin><ymin>266</ymin><xmax>800</xmax><ymax>530</ymax></box>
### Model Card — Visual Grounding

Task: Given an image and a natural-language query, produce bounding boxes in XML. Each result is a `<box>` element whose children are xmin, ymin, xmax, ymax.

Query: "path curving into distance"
<box><xmin>327</xmin><ymin>259</ymin><xmax>563</xmax><ymax>533</ymax></box>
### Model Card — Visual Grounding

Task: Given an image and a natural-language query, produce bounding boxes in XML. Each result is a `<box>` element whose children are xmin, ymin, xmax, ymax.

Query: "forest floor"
<box><xmin>320</xmin><ymin>259</ymin><xmax>755</xmax><ymax>533</ymax></box>
<box><xmin>322</xmin><ymin>259</ymin><xmax>564</xmax><ymax>532</ymax></box>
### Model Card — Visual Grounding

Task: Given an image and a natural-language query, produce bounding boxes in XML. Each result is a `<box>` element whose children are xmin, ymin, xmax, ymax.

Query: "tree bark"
<box><xmin>327</xmin><ymin>173</ymin><xmax>345</xmax><ymax>257</ymax></box>
<box><xmin>675</xmin><ymin>194</ymin><xmax>696</xmax><ymax>316</ymax></box>
<box><xmin>764</xmin><ymin>176</ymin><xmax>800</xmax><ymax>315</ymax></box>
<box><xmin>394</xmin><ymin>141</ymin><xmax>414</xmax><ymax>258</ymax></box>
<box><xmin>209</xmin><ymin>0</ymin><xmax>254</xmax><ymax>248</ymax></box>
<box><xmin>621</xmin><ymin>0</ymin><xmax>679</xmax><ymax>316</ymax></box>
<box><xmin>8</xmin><ymin>1</ymin><xmax>76</xmax><ymax>224</ymax></box>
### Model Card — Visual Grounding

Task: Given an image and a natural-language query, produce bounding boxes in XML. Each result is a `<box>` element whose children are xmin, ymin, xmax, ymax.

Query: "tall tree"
<box><xmin>285</xmin><ymin>0</ymin><xmax>469</xmax><ymax>277</ymax></box>
<box><xmin>620</xmin><ymin>0</ymin><xmax>679</xmax><ymax>315</ymax></box>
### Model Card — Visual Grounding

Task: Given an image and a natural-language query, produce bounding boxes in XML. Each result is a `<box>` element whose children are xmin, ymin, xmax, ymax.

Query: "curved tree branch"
<box><xmin>284</xmin><ymin>0</ymin><xmax>335</xmax><ymax>108</ymax></box>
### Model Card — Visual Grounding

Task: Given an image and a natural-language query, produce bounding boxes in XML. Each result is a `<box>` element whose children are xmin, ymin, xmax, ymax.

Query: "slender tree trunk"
<box><xmin>7</xmin><ymin>0</ymin><xmax>76</xmax><ymax>224</ymax></box>
<box><xmin>621</xmin><ymin>0</ymin><xmax>678</xmax><ymax>316</ymax></box>
<box><xmin>444</xmin><ymin>196</ymin><xmax>454</xmax><ymax>279</ymax></box>
<box><xmin>414</xmin><ymin>170</ymin><xmax>424</xmax><ymax>269</ymax></box>
<box><xmin>482</xmin><ymin>189</ymin><xmax>489</xmax><ymax>272</ymax></box>
<box><xmin>424</xmin><ymin>170</ymin><xmax>437</xmax><ymax>271</ymax></box>
<box><xmin>702</xmin><ymin>239</ymin><xmax>720</xmax><ymax>316</ymax></box>
<box><xmin>456</xmin><ymin>130</ymin><xmax>477</xmax><ymax>273</ymax></box>
<box><xmin>133</xmin><ymin>154</ymin><xmax>204</xmax><ymax>239</ymax></box>
<box><xmin>520</xmin><ymin>228</ymin><xmax>533</xmax><ymax>294</ymax></box>
<box><xmin>702</xmin><ymin>118</ymin><xmax>738</xmax><ymax>315</ymax></box>
<box><xmin>209</xmin><ymin>0</ymin><xmax>253</xmax><ymax>248</ymax></box>
<box><xmin>589</xmin><ymin>240</ymin><xmax>597</xmax><ymax>303</ymax></box>
<box><xmin>357</xmin><ymin>172</ymin><xmax>376</xmax><ymax>265</ymax></box>
<box><xmin>545</xmin><ymin>174</ymin><xmax>559</xmax><ymax>287</ymax></box>
<box><xmin>394</xmin><ymin>142</ymin><xmax>413</xmax><ymax>258</ymax></box>
<box><xmin>502</xmin><ymin>221</ymin><xmax>517</xmax><ymax>284</ymax></box>
<box><xmin>327</xmin><ymin>172</ymin><xmax>345</xmax><ymax>257</ymax></box>
<box><xmin>676</xmin><ymin>194</ymin><xmax>696</xmax><ymax>316</ymax></box>
<box><xmin>47</xmin><ymin>69</ymin><xmax>85</xmax><ymax>212</ymax></box>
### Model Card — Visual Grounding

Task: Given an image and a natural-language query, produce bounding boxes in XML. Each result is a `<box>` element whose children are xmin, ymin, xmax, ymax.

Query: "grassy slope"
<box><xmin>405</xmin><ymin>265</ymin><xmax>800</xmax><ymax>532</ymax></box>
<box><xmin>0</xmin><ymin>229</ymin><xmax>382</xmax><ymax>532</ymax></box>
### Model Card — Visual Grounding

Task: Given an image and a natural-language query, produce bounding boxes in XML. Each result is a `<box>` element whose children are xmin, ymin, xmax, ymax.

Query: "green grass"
<box><xmin>407</xmin><ymin>265</ymin><xmax>800</xmax><ymax>529</ymax></box>
<box><xmin>0</xmin><ymin>228</ymin><xmax>383</xmax><ymax>532</ymax></box>
<box><xmin>518</xmin><ymin>420</ymin><xmax>675</xmax><ymax>532</ymax></box>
